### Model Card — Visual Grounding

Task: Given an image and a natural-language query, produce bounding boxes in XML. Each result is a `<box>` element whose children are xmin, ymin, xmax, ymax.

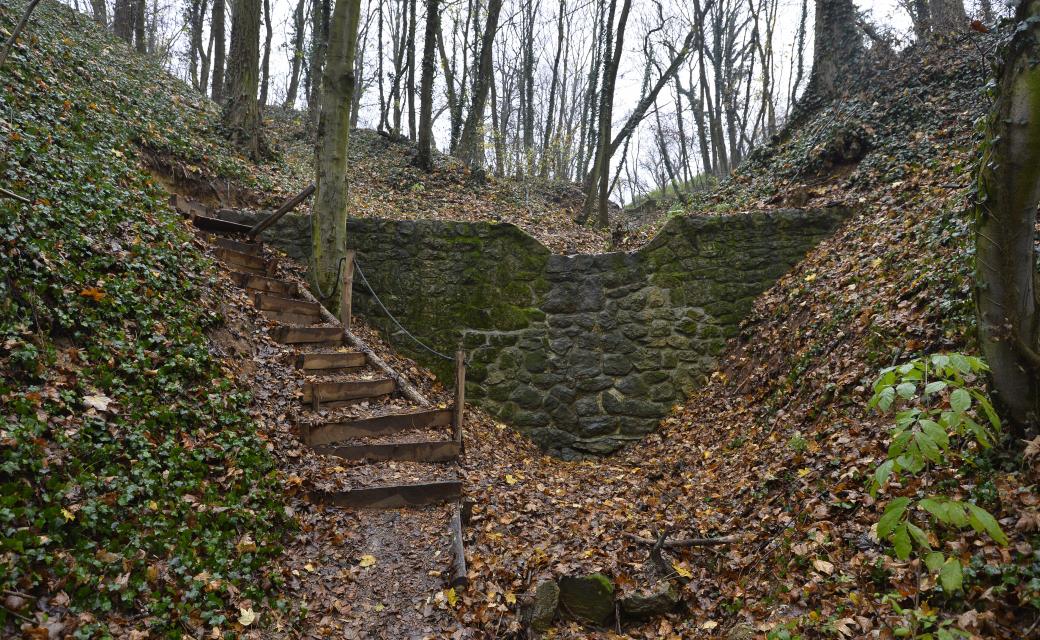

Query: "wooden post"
<box><xmin>449</xmin><ymin>502</ymin><xmax>469</xmax><ymax>588</ymax></box>
<box><xmin>453</xmin><ymin>350</ymin><xmax>465</xmax><ymax>447</ymax></box>
<box><xmin>340</xmin><ymin>250</ymin><xmax>355</xmax><ymax>331</ymax></box>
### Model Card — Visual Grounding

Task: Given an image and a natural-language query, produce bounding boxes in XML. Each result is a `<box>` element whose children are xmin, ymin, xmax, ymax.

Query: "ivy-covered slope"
<box><xmin>0</xmin><ymin>1</ymin><xmax>290</xmax><ymax>635</ymax></box>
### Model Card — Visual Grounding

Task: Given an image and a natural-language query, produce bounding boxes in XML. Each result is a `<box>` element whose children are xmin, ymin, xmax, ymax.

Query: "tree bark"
<box><xmin>416</xmin><ymin>0</ymin><xmax>439</xmax><ymax>170</ymax></box>
<box><xmin>930</xmin><ymin>0</ymin><xmax>966</xmax><ymax>35</ymax></box>
<box><xmin>90</xmin><ymin>0</ymin><xmax>107</xmax><ymax>26</ymax></box>
<box><xmin>113</xmin><ymin>0</ymin><xmax>134</xmax><ymax>43</ymax></box>
<box><xmin>211</xmin><ymin>0</ymin><xmax>226</xmax><ymax>101</ymax></box>
<box><xmin>134</xmin><ymin>0</ymin><xmax>146</xmax><ymax>53</ymax></box>
<box><xmin>974</xmin><ymin>0</ymin><xmax>1040</xmax><ymax>432</ymax></box>
<box><xmin>312</xmin><ymin>0</ymin><xmax>364</xmax><ymax>308</ymax></box>
<box><xmin>284</xmin><ymin>0</ymin><xmax>308</xmax><ymax>109</ymax></box>
<box><xmin>798</xmin><ymin>0</ymin><xmax>863</xmax><ymax>114</ymax></box>
<box><xmin>539</xmin><ymin>0</ymin><xmax>566</xmax><ymax>178</ymax></box>
<box><xmin>224</xmin><ymin>0</ymin><xmax>266</xmax><ymax>158</ymax></box>
<box><xmin>457</xmin><ymin>0</ymin><xmax>504</xmax><ymax>171</ymax></box>
<box><xmin>260</xmin><ymin>0</ymin><xmax>274</xmax><ymax>109</ymax></box>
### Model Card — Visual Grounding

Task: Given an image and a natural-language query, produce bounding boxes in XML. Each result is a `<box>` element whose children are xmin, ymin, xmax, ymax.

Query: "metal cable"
<box><xmin>353</xmin><ymin>259</ymin><xmax>457</xmax><ymax>362</ymax></box>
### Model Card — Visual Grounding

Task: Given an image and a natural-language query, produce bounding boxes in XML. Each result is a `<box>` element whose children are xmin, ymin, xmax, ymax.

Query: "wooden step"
<box><xmin>303</xmin><ymin>379</ymin><xmax>395</xmax><ymax>406</ymax></box>
<box><xmin>170</xmin><ymin>194</ymin><xmax>210</xmax><ymax>218</ymax></box>
<box><xmin>303</xmin><ymin>408</ymin><xmax>453</xmax><ymax>445</ymax></box>
<box><xmin>263</xmin><ymin>309</ymin><xmax>323</xmax><ymax>325</ymax></box>
<box><xmin>296</xmin><ymin>351</ymin><xmax>367</xmax><ymax>372</ymax></box>
<box><xmin>231</xmin><ymin>272</ymin><xmax>298</xmax><ymax>298</ymax></box>
<box><xmin>271</xmin><ymin>326</ymin><xmax>343</xmax><ymax>345</ymax></box>
<box><xmin>193</xmin><ymin>214</ymin><xmax>253</xmax><ymax>234</ymax></box>
<box><xmin>255</xmin><ymin>293</ymin><xmax>321</xmax><ymax>318</ymax></box>
<box><xmin>215</xmin><ymin>247</ymin><xmax>273</xmax><ymax>275</ymax></box>
<box><xmin>210</xmin><ymin>236</ymin><xmax>263</xmax><ymax>256</ymax></box>
<box><xmin>310</xmin><ymin>479</ymin><xmax>463</xmax><ymax>509</ymax></box>
<box><xmin>313</xmin><ymin>439</ymin><xmax>460</xmax><ymax>463</ymax></box>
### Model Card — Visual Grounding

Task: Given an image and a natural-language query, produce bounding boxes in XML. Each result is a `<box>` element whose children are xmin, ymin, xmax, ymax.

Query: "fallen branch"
<box><xmin>248</xmin><ymin>184</ymin><xmax>316</xmax><ymax>239</ymax></box>
<box><xmin>623</xmin><ymin>532</ymin><xmax>741</xmax><ymax>548</ymax></box>
<box><xmin>0</xmin><ymin>186</ymin><xmax>31</xmax><ymax>203</ymax></box>
<box><xmin>0</xmin><ymin>0</ymin><xmax>42</xmax><ymax>69</ymax></box>
<box><xmin>450</xmin><ymin>502</ymin><xmax>469</xmax><ymax>588</ymax></box>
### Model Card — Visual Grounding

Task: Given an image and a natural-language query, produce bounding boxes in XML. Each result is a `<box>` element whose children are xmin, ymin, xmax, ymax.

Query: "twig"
<box><xmin>1</xmin><ymin>603</ymin><xmax>34</xmax><ymax>625</ymax></box>
<box><xmin>623</xmin><ymin>532</ymin><xmax>740</xmax><ymax>548</ymax></box>
<box><xmin>0</xmin><ymin>186</ymin><xmax>30</xmax><ymax>204</ymax></box>
<box><xmin>0</xmin><ymin>0</ymin><xmax>42</xmax><ymax>69</ymax></box>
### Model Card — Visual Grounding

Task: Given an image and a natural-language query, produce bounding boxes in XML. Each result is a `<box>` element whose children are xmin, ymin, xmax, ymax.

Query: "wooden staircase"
<box><xmin>171</xmin><ymin>193</ymin><xmax>469</xmax><ymax>585</ymax></box>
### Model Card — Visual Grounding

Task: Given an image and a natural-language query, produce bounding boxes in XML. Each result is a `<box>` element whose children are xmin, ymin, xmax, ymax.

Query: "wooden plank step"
<box><xmin>303</xmin><ymin>408</ymin><xmax>454</xmax><ymax>445</ymax></box>
<box><xmin>302</xmin><ymin>379</ymin><xmax>395</xmax><ymax>404</ymax></box>
<box><xmin>270</xmin><ymin>326</ymin><xmax>343</xmax><ymax>345</ymax></box>
<box><xmin>263</xmin><ymin>309</ymin><xmax>323</xmax><ymax>326</ymax></box>
<box><xmin>313</xmin><ymin>439</ymin><xmax>460</xmax><ymax>463</ymax></box>
<box><xmin>215</xmin><ymin>247</ymin><xmax>273</xmax><ymax>275</ymax></box>
<box><xmin>211</xmin><ymin>236</ymin><xmax>263</xmax><ymax>256</ymax></box>
<box><xmin>310</xmin><ymin>480</ymin><xmax>463</xmax><ymax>509</ymax></box>
<box><xmin>230</xmin><ymin>272</ymin><xmax>298</xmax><ymax>298</ymax></box>
<box><xmin>170</xmin><ymin>194</ymin><xmax>210</xmax><ymax>218</ymax></box>
<box><xmin>193</xmin><ymin>214</ymin><xmax>253</xmax><ymax>234</ymax></box>
<box><xmin>295</xmin><ymin>351</ymin><xmax>367</xmax><ymax>372</ymax></box>
<box><xmin>255</xmin><ymin>293</ymin><xmax>321</xmax><ymax>318</ymax></box>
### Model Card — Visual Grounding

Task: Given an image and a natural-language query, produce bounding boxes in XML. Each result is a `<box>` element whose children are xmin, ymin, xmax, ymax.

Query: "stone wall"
<box><xmin>224</xmin><ymin>208</ymin><xmax>850</xmax><ymax>457</ymax></box>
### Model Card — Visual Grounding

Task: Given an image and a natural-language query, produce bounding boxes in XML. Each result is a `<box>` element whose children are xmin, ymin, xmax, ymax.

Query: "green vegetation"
<box><xmin>1</xmin><ymin>0</ymin><xmax>288</xmax><ymax>634</ymax></box>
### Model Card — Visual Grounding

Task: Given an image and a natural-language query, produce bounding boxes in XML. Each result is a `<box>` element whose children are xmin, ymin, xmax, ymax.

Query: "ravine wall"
<box><xmin>222</xmin><ymin>208</ymin><xmax>850</xmax><ymax>457</ymax></box>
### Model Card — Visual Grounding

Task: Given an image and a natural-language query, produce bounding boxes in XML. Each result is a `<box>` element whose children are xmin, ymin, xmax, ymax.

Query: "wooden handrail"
<box><xmin>247</xmin><ymin>183</ymin><xmax>315</xmax><ymax>239</ymax></box>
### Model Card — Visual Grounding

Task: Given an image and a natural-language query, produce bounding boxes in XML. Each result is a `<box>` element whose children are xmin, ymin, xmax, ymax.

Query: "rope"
<box><xmin>353</xmin><ymin>259</ymin><xmax>457</xmax><ymax>363</ymax></box>
<box><xmin>311</xmin><ymin>255</ymin><xmax>347</xmax><ymax>301</ymax></box>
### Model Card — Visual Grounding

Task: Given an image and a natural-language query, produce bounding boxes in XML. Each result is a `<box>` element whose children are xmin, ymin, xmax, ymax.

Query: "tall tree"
<box><xmin>90</xmin><ymin>0</ymin><xmax>107</xmax><ymax>26</ymax></box>
<box><xmin>260</xmin><ymin>0</ymin><xmax>274</xmax><ymax>108</ymax></box>
<box><xmin>311</xmin><ymin>0</ymin><xmax>364</xmax><ymax>305</ymax></box>
<box><xmin>113</xmin><ymin>0</ymin><xmax>134</xmax><ymax>43</ymax></box>
<box><xmin>416</xmin><ymin>0</ymin><xmax>439</xmax><ymax>170</ymax></box>
<box><xmin>457</xmin><ymin>0</ymin><xmax>504</xmax><ymax>170</ymax></box>
<box><xmin>974</xmin><ymin>0</ymin><xmax>1040</xmax><ymax>432</ymax></box>
<box><xmin>211</xmin><ymin>0</ymin><xmax>226</xmax><ymax>100</ymax></box>
<box><xmin>284</xmin><ymin>0</ymin><xmax>308</xmax><ymax>109</ymax></box>
<box><xmin>223</xmin><ymin>0</ymin><xmax>265</xmax><ymax>158</ymax></box>
<box><xmin>798</xmin><ymin>0</ymin><xmax>863</xmax><ymax>113</ymax></box>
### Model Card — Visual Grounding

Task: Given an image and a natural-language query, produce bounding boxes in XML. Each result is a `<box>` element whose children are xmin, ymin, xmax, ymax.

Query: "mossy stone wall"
<box><xmin>224</xmin><ymin>208</ymin><xmax>850</xmax><ymax>456</ymax></box>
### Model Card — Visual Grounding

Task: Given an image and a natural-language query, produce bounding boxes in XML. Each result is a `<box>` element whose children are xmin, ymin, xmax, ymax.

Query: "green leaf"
<box><xmin>879</xmin><ymin>497</ymin><xmax>911</xmax><ymax>538</ymax></box>
<box><xmin>907</xmin><ymin>522</ymin><xmax>932</xmax><ymax>550</ymax></box>
<box><xmin>876</xmin><ymin>386</ymin><xmax>896</xmax><ymax>412</ymax></box>
<box><xmin>924</xmin><ymin>551</ymin><xmax>945</xmax><ymax>572</ymax></box>
<box><xmin>915</xmin><ymin>429</ymin><xmax>942</xmax><ymax>463</ymax></box>
<box><xmin>892</xmin><ymin>522</ymin><xmax>912</xmax><ymax>560</ymax></box>
<box><xmin>965</xmin><ymin>503</ymin><xmax>1008</xmax><ymax>545</ymax></box>
<box><xmin>896</xmin><ymin>382</ymin><xmax>917</xmax><ymax>399</ymax></box>
<box><xmin>950</xmin><ymin>388</ymin><xmax>971</xmax><ymax>413</ymax></box>
<box><xmin>919</xmin><ymin>419</ymin><xmax>949</xmax><ymax>451</ymax></box>
<box><xmin>924</xmin><ymin>381</ymin><xmax>948</xmax><ymax>395</ymax></box>
<box><xmin>939</xmin><ymin>557</ymin><xmax>963</xmax><ymax>592</ymax></box>
<box><xmin>871</xmin><ymin>459</ymin><xmax>896</xmax><ymax>497</ymax></box>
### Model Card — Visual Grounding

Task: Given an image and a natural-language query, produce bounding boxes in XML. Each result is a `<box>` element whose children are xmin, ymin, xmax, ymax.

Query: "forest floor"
<box><xmin>3</xmin><ymin>1</ymin><xmax>1039</xmax><ymax>639</ymax></box>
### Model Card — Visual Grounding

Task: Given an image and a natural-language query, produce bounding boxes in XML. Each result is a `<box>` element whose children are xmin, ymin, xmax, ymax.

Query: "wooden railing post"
<box><xmin>340</xmin><ymin>250</ymin><xmax>355</xmax><ymax>331</ymax></box>
<box><xmin>247</xmin><ymin>183</ymin><xmax>316</xmax><ymax>239</ymax></box>
<box><xmin>453</xmin><ymin>350</ymin><xmax>466</xmax><ymax>446</ymax></box>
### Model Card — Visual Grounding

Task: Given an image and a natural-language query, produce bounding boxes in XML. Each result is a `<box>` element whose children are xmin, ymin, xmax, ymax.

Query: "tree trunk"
<box><xmin>284</xmin><ymin>0</ymin><xmax>308</xmax><ymax>109</ymax></box>
<box><xmin>930</xmin><ymin>0</ymin><xmax>966</xmax><ymax>35</ymax></box>
<box><xmin>90</xmin><ymin>0</ymin><xmax>107</xmax><ymax>26</ymax></box>
<box><xmin>134</xmin><ymin>0</ymin><xmax>146</xmax><ymax>53</ymax></box>
<box><xmin>416</xmin><ymin>0</ymin><xmax>439</xmax><ymax>170</ymax></box>
<box><xmin>457</xmin><ymin>0</ymin><xmax>504</xmax><ymax>171</ymax></box>
<box><xmin>113</xmin><ymin>0</ymin><xmax>134</xmax><ymax>43</ymax></box>
<box><xmin>974</xmin><ymin>0</ymin><xmax>1040</xmax><ymax>432</ymax></box>
<box><xmin>260</xmin><ymin>0</ymin><xmax>274</xmax><ymax>109</ymax></box>
<box><xmin>211</xmin><ymin>0</ymin><xmax>226</xmax><ymax>101</ymax></box>
<box><xmin>309</xmin><ymin>0</ymin><xmax>331</xmax><ymax>127</ymax></box>
<box><xmin>406</xmin><ymin>0</ymin><xmax>417</xmax><ymax>140</ymax></box>
<box><xmin>312</xmin><ymin>0</ymin><xmax>364</xmax><ymax>308</ymax></box>
<box><xmin>539</xmin><ymin>0</ymin><xmax>565</xmax><ymax>178</ymax></box>
<box><xmin>799</xmin><ymin>0</ymin><xmax>863</xmax><ymax>112</ymax></box>
<box><xmin>224</xmin><ymin>0</ymin><xmax>266</xmax><ymax>158</ymax></box>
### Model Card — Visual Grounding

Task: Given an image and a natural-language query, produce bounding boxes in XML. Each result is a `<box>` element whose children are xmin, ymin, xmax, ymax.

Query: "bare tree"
<box><xmin>224</xmin><ymin>0</ymin><xmax>266</xmax><ymax>158</ymax></box>
<box><xmin>457</xmin><ymin>0</ymin><xmax>503</xmax><ymax>170</ymax></box>
<box><xmin>416</xmin><ymin>0</ymin><xmax>439</xmax><ymax>170</ymax></box>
